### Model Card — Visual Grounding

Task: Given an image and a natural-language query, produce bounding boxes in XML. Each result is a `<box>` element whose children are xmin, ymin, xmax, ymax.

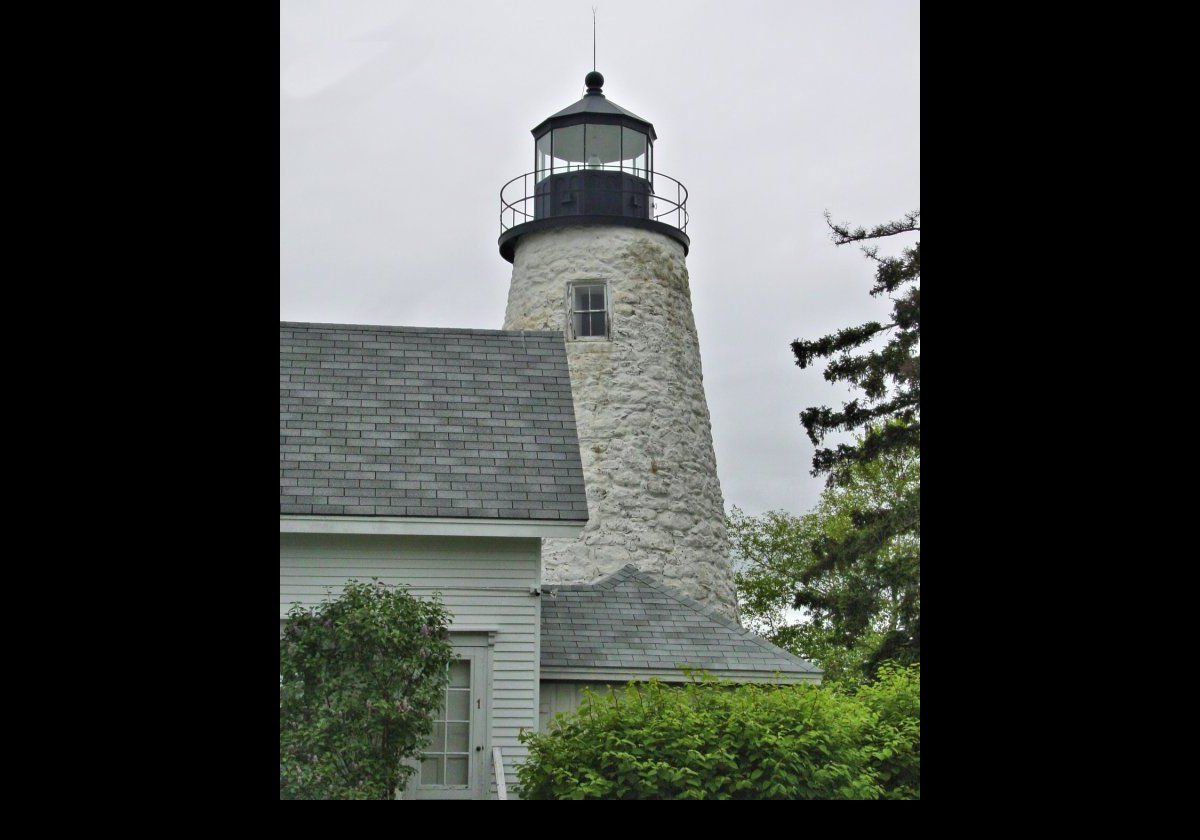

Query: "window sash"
<box><xmin>569</xmin><ymin>283</ymin><xmax>608</xmax><ymax>339</ymax></box>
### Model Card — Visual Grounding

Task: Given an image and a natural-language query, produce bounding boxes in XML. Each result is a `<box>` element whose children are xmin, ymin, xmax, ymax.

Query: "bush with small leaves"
<box><xmin>854</xmin><ymin>663</ymin><xmax>920</xmax><ymax>799</ymax></box>
<box><xmin>517</xmin><ymin>672</ymin><xmax>920</xmax><ymax>800</ymax></box>
<box><xmin>280</xmin><ymin>580</ymin><xmax>453</xmax><ymax>800</ymax></box>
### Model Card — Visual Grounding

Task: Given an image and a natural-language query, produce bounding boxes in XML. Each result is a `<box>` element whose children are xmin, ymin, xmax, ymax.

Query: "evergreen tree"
<box><xmin>793</xmin><ymin>210</ymin><xmax>920</xmax><ymax>474</ymax></box>
<box><xmin>789</xmin><ymin>211</ymin><xmax>920</xmax><ymax>674</ymax></box>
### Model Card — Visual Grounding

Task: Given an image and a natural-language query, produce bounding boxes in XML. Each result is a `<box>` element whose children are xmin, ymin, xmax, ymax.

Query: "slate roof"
<box><xmin>541</xmin><ymin>566</ymin><xmax>821</xmax><ymax>680</ymax></box>
<box><xmin>280</xmin><ymin>322</ymin><xmax>588</xmax><ymax>521</ymax></box>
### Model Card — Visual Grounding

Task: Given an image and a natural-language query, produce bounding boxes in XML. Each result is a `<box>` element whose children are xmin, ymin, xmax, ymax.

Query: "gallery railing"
<box><xmin>499</xmin><ymin>166</ymin><xmax>689</xmax><ymax>235</ymax></box>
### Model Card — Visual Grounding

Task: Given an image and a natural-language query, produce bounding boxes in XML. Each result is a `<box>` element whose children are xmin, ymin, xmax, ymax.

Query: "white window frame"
<box><xmin>566</xmin><ymin>281</ymin><xmax>611</xmax><ymax>341</ymax></box>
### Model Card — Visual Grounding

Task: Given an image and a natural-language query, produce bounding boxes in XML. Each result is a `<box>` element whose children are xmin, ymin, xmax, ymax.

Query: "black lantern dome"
<box><xmin>498</xmin><ymin>73</ymin><xmax>689</xmax><ymax>263</ymax></box>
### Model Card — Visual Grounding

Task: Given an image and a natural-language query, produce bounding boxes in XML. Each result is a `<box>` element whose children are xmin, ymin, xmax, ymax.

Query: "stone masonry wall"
<box><xmin>503</xmin><ymin>225</ymin><xmax>737</xmax><ymax>618</ymax></box>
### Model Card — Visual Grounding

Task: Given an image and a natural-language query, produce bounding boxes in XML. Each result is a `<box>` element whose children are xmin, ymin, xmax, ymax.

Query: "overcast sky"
<box><xmin>280</xmin><ymin>0</ymin><xmax>920</xmax><ymax>517</ymax></box>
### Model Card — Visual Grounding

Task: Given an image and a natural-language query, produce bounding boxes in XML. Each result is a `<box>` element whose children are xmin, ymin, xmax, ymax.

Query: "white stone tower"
<box><xmin>498</xmin><ymin>72</ymin><xmax>736</xmax><ymax>618</ymax></box>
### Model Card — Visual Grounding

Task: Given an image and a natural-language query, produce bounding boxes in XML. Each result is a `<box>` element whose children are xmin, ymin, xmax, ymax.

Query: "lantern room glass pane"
<box><xmin>551</xmin><ymin>125</ymin><xmax>584</xmax><ymax>171</ymax></box>
<box><xmin>536</xmin><ymin>133</ymin><xmax>552</xmax><ymax>182</ymax></box>
<box><xmin>621</xmin><ymin>127</ymin><xmax>648</xmax><ymax>178</ymax></box>
<box><xmin>585</xmin><ymin>124</ymin><xmax>621</xmax><ymax>167</ymax></box>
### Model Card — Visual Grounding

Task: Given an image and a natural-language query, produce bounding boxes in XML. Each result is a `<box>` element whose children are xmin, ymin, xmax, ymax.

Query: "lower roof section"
<box><xmin>540</xmin><ymin>565</ymin><xmax>821</xmax><ymax>684</ymax></box>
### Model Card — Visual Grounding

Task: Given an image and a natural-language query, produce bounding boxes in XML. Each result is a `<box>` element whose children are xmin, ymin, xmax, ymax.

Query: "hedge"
<box><xmin>518</xmin><ymin>665</ymin><xmax>919</xmax><ymax>800</ymax></box>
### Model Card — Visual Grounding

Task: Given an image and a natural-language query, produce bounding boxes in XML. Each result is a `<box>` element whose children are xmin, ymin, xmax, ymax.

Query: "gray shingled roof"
<box><xmin>541</xmin><ymin>566</ymin><xmax>821</xmax><ymax>681</ymax></box>
<box><xmin>280</xmin><ymin>322</ymin><xmax>588</xmax><ymax>521</ymax></box>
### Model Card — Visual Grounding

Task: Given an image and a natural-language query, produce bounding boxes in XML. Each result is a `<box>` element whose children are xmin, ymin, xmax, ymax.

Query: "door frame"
<box><xmin>401</xmin><ymin>632</ymin><xmax>493</xmax><ymax>800</ymax></box>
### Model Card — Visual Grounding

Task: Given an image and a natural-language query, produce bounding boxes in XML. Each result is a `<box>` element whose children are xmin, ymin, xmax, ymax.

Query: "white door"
<box><xmin>408</xmin><ymin>638</ymin><xmax>490</xmax><ymax>799</ymax></box>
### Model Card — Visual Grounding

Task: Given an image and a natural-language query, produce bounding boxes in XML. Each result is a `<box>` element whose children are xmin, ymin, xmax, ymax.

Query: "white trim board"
<box><xmin>280</xmin><ymin>515</ymin><xmax>586</xmax><ymax>538</ymax></box>
<box><xmin>540</xmin><ymin>668</ymin><xmax>822</xmax><ymax>685</ymax></box>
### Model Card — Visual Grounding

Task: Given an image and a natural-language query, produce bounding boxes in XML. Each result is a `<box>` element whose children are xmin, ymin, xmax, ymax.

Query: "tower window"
<box><xmin>568</xmin><ymin>282</ymin><xmax>609</xmax><ymax>340</ymax></box>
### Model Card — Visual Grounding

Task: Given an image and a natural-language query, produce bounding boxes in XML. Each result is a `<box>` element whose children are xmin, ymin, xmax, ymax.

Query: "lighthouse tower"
<box><xmin>498</xmin><ymin>72</ymin><xmax>736</xmax><ymax>618</ymax></box>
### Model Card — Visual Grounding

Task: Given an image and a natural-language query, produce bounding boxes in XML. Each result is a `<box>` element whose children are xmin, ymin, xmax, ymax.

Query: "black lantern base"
<box><xmin>533</xmin><ymin>170</ymin><xmax>652</xmax><ymax>221</ymax></box>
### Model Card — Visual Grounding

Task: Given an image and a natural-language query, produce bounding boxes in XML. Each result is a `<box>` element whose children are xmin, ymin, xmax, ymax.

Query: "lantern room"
<box><xmin>499</xmin><ymin>72</ymin><xmax>689</xmax><ymax>263</ymax></box>
<box><xmin>534</xmin><ymin>71</ymin><xmax>653</xmax><ymax>180</ymax></box>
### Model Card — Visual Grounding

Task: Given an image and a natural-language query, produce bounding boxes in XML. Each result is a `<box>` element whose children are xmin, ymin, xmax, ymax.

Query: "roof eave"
<box><xmin>539</xmin><ymin>666</ymin><xmax>822</xmax><ymax>684</ymax></box>
<box><xmin>280</xmin><ymin>514</ymin><xmax>587</xmax><ymax>539</ymax></box>
<box><xmin>530</xmin><ymin>95</ymin><xmax>657</xmax><ymax>141</ymax></box>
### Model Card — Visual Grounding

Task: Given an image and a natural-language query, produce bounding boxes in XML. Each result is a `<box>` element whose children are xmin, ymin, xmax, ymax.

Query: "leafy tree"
<box><xmin>786</xmin><ymin>210</ymin><xmax>920</xmax><ymax>674</ymax></box>
<box><xmin>280</xmin><ymin>580</ymin><xmax>454</xmax><ymax>800</ymax></box>
<box><xmin>731</xmin><ymin>439</ymin><xmax>919</xmax><ymax>684</ymax></box>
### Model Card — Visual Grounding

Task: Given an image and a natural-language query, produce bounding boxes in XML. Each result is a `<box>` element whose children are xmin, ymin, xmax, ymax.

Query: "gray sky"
<box><xmin>280</xmin><ymin>0</ymin><xmax>920</xmax><ymax>517</ymax></box>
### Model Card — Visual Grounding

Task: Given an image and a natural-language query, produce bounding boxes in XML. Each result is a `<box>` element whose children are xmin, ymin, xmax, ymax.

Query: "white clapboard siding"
<box><xmin>538</xmin><ymin>682</ymin><xmax>625</xmax><ymax>732</ymax></box>
<box><xmin>281</xmin><ymin>532</ymin><xmax>541</xmax><ymax>799</ymax></box>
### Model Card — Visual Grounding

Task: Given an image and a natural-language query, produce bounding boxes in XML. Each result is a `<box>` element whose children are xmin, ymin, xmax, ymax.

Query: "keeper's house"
<box><xmin>280</xmin><ymin>321</ymin><xmax>819</xmax><ymax>800</ymax></box>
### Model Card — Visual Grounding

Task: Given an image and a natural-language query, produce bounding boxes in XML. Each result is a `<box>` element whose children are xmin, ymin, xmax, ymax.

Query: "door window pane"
<box><xmin>446</xmin><ymin>757</ymin><xmax>469</xmax><ymax>786</ymax></box>
<box><xmin>421</xmin><ymin>757</ymin><xmax>444</xmax><ymax>786</ymax></box>
<box><xmin>447</xmin><ymin>722</ymin><xmax>470</xmax><ymax>753</ymax></box>
<box><xmin>447</xmin><ymin>690</ymin><xmax>470</xmax><ymax>721</ymax></box>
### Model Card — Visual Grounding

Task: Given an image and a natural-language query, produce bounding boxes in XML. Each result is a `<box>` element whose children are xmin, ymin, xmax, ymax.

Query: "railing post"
<box><xmin>492</xmin><ymin>746</ymin><xmax>508</xmax><ymax>800</ymax></box>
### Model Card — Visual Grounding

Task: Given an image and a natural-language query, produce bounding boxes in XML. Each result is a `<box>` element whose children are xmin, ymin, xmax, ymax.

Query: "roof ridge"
<box><xmin>622</xmin><ymin>567</ymin><xmax>820</xmax><ymax>673</ymax></box>
<box><xmin>740</xmin><ymin>634</ymin><xmax>821</xmax><ymax>672</ymax></box>
<box><xmin>280</xmin><ymin>321</ymin><xmax>567</xmax><ymax>338</ymax></box>
<box><xmin>624</xmin><ymin>567</ymin><xmax>748</xmax><ymax>634</ymax></box>
<box><xmin>542</xmin><ymin>565</ymin><xmax>640</xmax><ymax>593</ymax></box>
<box><xmin>590</xmin><ymin>564</ymin><xmax>640</xmax><ymax>589</ymax></box>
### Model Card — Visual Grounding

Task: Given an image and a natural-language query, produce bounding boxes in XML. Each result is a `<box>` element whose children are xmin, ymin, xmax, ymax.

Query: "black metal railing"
<box><xmin>499</xmin><ymin>166</ymin><xmax>689</xmax><ymax>235</ymax></box>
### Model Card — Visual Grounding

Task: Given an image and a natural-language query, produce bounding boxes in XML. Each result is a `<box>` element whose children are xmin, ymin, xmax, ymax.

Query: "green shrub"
<box><xmin>279</xmin><ymin>580</ymin><xmax>454</xmax><ymax>800</ymax></box>
<box><xmin>855</xmin><ymin>663</ymin><xmax>920</xmax><ymax>799</ymax></box>
<box><xmin>518</xmin><ymin>677</ymin><xmax>886</xmax><ymax>800</ymax></box>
